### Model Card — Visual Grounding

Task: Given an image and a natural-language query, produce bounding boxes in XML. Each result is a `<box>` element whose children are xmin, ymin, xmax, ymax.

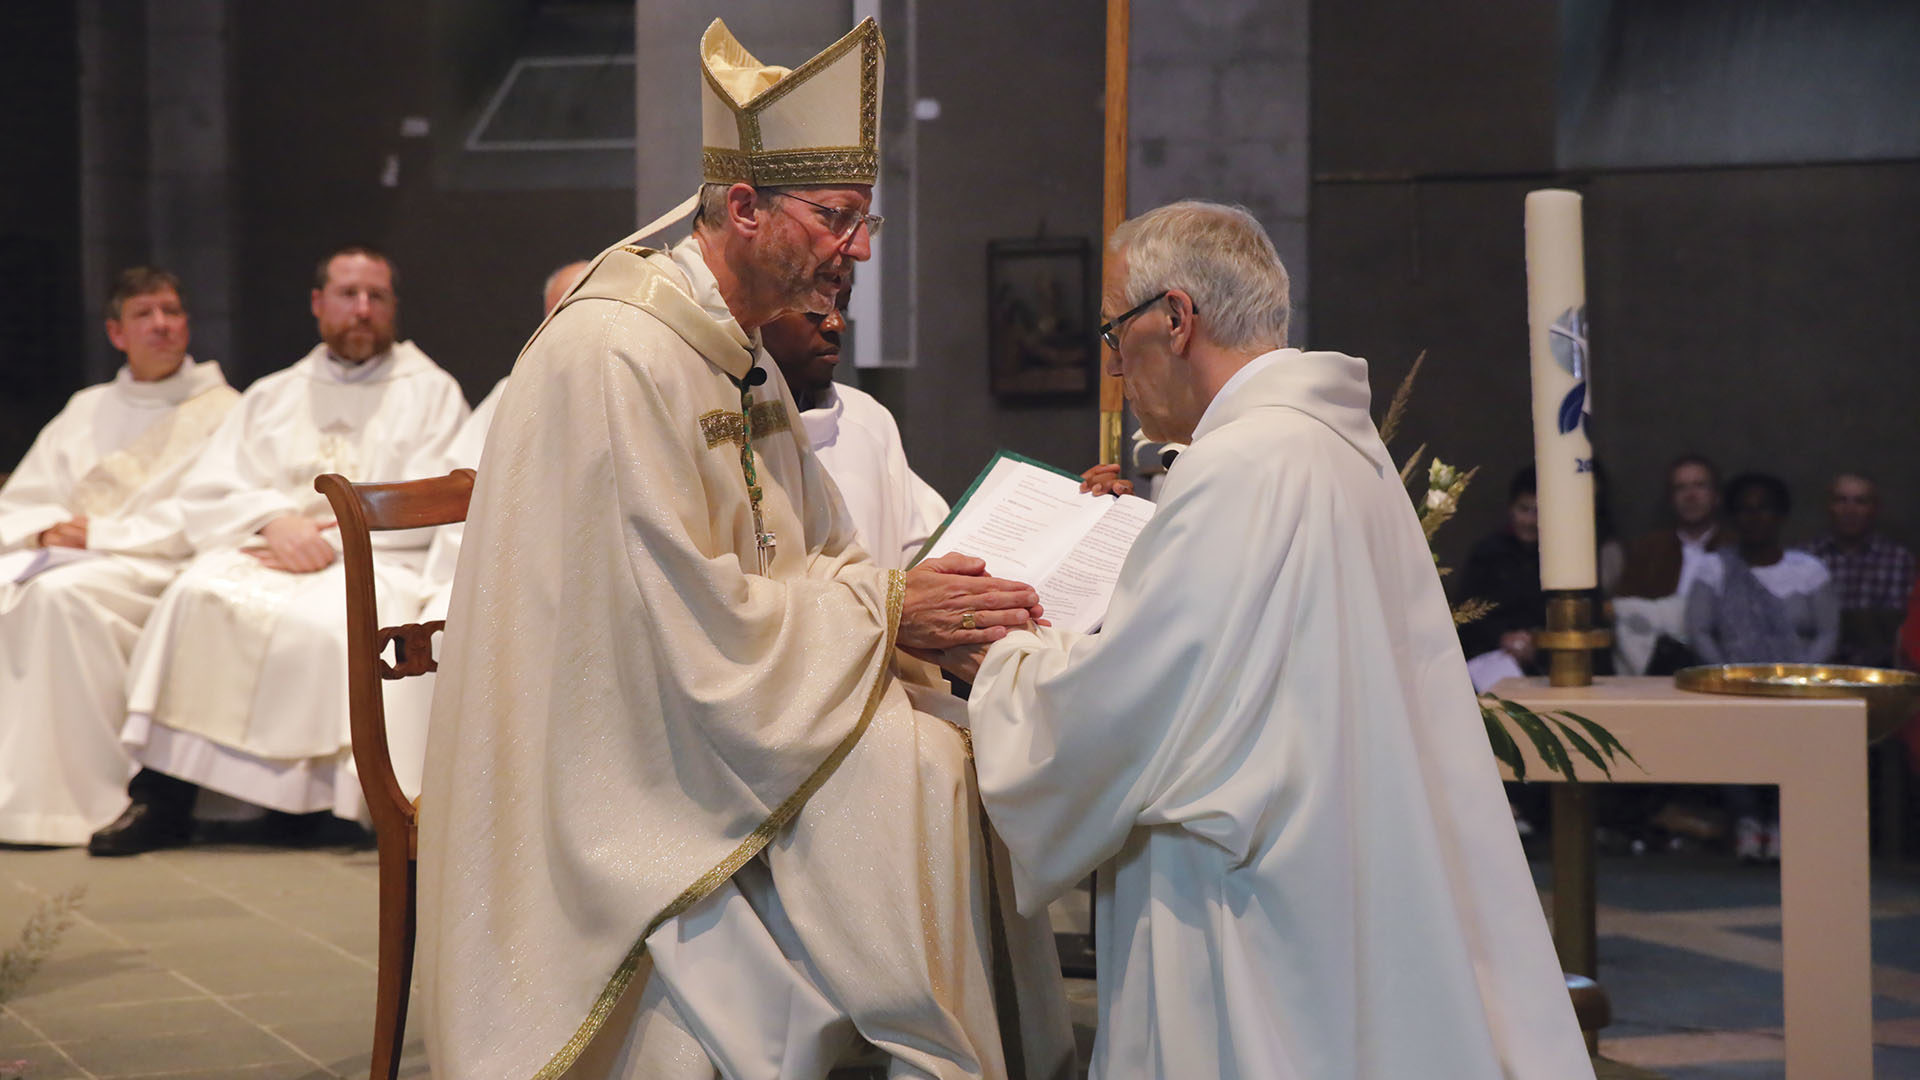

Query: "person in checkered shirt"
<box><xmin>1804</xmin><ymin>472</ymin><xmax>1915</xmax><ymax>667</ymax></box>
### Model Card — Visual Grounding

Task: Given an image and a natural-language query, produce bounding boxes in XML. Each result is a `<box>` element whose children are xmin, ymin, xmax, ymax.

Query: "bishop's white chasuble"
<box><xmin>122</xmin><ymin>344</ymin><xmax>468</xmax><ymax>818</ymax></box>
<box><xmin>0</xmin><ymin>358</ymin><xmax>237</xmax><ymax>844</ymax></box>
<box><xmin>968</xmin><ymin>350</ymin><xmax>1594</xmax><ymax>1080</ymax></box>
<box><xmin>419</xmin><ymin>237</ymin><xmax>1071</xmax><ymax>1080</ymax></box>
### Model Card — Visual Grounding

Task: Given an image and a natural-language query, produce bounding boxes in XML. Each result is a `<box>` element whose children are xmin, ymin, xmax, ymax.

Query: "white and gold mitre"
<box><xmin>699</xmin><ymin>17</ymin><xmax>884</xmax><ymax>188</ymax></box>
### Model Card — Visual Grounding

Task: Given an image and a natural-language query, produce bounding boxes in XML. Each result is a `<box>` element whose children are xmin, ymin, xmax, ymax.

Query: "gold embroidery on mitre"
<box><xmin>699</xmin><ymin>18</ymin><xmax>885</xmax><ymax>187</ymax></box>
<box><xmin>700</xmin><ymin>402</ymin><xmax>790</xmax><ymax>448</ymax></box>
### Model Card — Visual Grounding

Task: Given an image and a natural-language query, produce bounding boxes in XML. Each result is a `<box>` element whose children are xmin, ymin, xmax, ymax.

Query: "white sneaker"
<box><xmin>1764</xmin><ymin>820</ymin><xmax>1782</xmax><ymax>863</ymax></box>
<box><xmin>1735</xmin><ymin>816</ymin><xmax>1765</xmax><ymax>862</ymax></box>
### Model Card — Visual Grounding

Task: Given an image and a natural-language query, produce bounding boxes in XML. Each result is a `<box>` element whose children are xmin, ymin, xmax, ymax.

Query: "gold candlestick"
<box><xmin>1535</xmin><ymin>591</ymin><xmax>1611</xmax><ymax>688</ymax></box>
<box><xmin>1533</xmin><ymin>588</ymin><xmax>1612</xmax><ymax>1014</ymax></box>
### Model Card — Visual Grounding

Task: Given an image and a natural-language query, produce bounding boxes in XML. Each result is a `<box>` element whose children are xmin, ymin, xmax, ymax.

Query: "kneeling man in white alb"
<box><xmin>938</xmin><ymin>201</ymin><xmax>1594</xmax><ymax>1079</ymax></box>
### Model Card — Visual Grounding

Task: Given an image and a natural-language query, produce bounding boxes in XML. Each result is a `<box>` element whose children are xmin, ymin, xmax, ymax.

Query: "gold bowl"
<box><xmin>1675</xmin><ymin>664</ymin><xmax>1920</xmax><ymax>743</ymax></box>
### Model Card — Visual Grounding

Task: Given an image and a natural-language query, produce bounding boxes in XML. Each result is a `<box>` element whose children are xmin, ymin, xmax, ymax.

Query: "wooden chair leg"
<box><xmin>369</xmin><ymin>841</ymin><xmax>418</xmax><ymax>1080</ymax></box>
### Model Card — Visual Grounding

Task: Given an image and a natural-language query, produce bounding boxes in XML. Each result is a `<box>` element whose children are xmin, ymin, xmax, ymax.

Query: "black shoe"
<box><xmin>88</xmin><ymin>800</ymin><xmax>194</xmax><ymax>857</ymax></box>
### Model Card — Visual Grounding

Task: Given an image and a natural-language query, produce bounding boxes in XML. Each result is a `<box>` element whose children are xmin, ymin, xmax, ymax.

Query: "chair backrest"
<box><xmin>314</xmin><ymin>469</ymin><xmax>475</xmax><ymax>856</ymax></box>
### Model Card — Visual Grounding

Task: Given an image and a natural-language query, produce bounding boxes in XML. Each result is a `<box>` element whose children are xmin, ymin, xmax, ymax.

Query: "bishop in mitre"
<box><xmin>944</xmin><ymin>202</ymin><xmax>1595</xmax><ymax>1078</ymax></box>
<box><xmin>92</xmin><ymin>247</ymin><xmax>469</xmax><ymax>854</ymax></box>
<box><xmin>419</xmin><ymin>19</ymin><xmax>1073</xmax><ymax>1080</ymax></box>
<box><xmin>0</xmin><ymin>268</ymin><xmax>237</xmax><ymax>845</ymax></box>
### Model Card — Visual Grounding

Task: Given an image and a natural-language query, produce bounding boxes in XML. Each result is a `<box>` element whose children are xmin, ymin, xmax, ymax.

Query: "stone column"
<box><xmin>77</xmin><ymin>0</ymin><xmax>233</xmax><ymax>382</ymax></box>
<box><xmin>1128</xmin><ymin>0</ymin><xmax>1310</xmax><ymax>343</ymax></box>
<box><xmin>77</xmin><ymin>0</ymin><xmax>151</xmax><ymax>383</ymax></box>
<box><xmin>145</xmin><ymin>0</ymin><xmax>233</xmax><ymax>374</ymax></box>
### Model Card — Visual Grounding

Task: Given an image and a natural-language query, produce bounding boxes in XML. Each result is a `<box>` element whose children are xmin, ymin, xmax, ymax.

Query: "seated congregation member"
<box><xmin>1686</xmin><ymin>471</ymin><xmax>1839</xmax><ymax>861</ymax></box>
<box><xmin>763</xmin><ymin>274</ymin><xmax>948</xmax><ymax>569</ymax></box>
<box><xmin>1455</xmin><ymin>466</ymin><xmax>1544</xmax><ymax>692</ymax></box>
<box><xmin>1899</xmin><ymin>571</ymin><xmax>1920</xmax><ymax>769</ymax></box>
<box><xmin>90</xmin><ymin>246</ymin><xmax>469</xmax><ymax>856</ymax></box>
<box><xmin>943</xmin><ymin>201</ymin><xmax>1592</xmax><ymax>1079</ymax></box>
<box><xmin>1804</xmin><ymin>472</ymin><xmax>1914</xmax><ymax>668</ymax></box>
<box><xmin>1686</xmin><ymin>472</ymin><xmax>1839</xmax><ymax>667</ymax></box>
<box><xmin>0</xmin><ymin>268</ymin><xmax>238</xmax><ymax>845</ymax></box>
<box><xmin>1614</xmin><ymin>454</ymin><xmax>1724</xmax><ymax>674</ymax></box>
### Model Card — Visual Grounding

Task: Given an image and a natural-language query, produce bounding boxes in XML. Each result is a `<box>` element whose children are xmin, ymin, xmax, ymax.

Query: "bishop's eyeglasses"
<box><xmin>773</xmin><ymin>192</ymin><xmax>884</xmax><ymax>241</ymax></box>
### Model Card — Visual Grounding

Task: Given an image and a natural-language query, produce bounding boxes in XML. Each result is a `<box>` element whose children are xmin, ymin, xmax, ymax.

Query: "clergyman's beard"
<box><xmin>324</xmin><ymin>319</ymin><xmax>395</xmax><ymax>365</ymax></box>
<box><xmin>325</xmin><ymin>326</ymin><xmax>393</xmax><ymax>364</ymax></box>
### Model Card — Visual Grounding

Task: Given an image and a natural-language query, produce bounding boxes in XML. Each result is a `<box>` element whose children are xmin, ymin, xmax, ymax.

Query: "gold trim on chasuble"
<box><xmin>530</xmin><ymin>569</ymin><xmax>907</xmax><ymax>1080</ymax></box>
<box><xmin>697</xmin><ymin>401</ymin><xmax>791</xmax><ymax>449</ymax></box>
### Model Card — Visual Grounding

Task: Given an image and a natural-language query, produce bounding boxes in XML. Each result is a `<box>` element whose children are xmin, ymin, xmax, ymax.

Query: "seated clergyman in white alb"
<box><xmin>936</xmin><ymin>202</ymin><xmax>1595</xmax><ymax>1079</ymax></box>
<box><xmin>763</xmin><ymin>275</ymin><xmax>948</xmax><ymax>569</ymax></box>
<box><xmin>0</xmin><ymin>268</ymin><xmax>238</xmax><ymax>846</ymax></box>
<box><xmin>417</xmin><ymin>18</ymin><xmax>1072</xmax><ymax>1080</ymax></box>
<box><xmin>89</xmin><ymin>246</ymin><xmax>469</xmax><ymax>856</ymax></box>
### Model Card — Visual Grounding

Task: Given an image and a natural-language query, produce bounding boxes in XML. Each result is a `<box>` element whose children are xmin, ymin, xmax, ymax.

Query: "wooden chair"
<box><xmin>316</xmin><ymin>469</ymin><xmax>475</xmax><ymax>1080</ymax></box>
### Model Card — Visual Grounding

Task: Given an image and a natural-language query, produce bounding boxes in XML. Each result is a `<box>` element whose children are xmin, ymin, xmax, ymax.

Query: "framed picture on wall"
<box><xmin>987</xmin><ymin>237</ymin><xmax>1097</xmax><ymax>401</ymax></box>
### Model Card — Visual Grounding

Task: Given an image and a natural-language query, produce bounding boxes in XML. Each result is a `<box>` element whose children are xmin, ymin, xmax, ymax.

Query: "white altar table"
<box><xmin>1493</xmin><ymin>675</ymin><xmax>1872</xmax><ymax>1079</ymax></box>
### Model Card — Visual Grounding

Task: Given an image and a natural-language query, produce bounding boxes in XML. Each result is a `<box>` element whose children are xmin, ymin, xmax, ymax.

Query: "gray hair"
<box><xmin>693</xmin><ymin>182</ymin><xmax>804</xmax><ymax>231</ymax></box>
<box><xmin>694</xmin><ymin>182</ymin><xmax>734</xmax><ymax>230</ymax></box>
<box><xmin>1108</xmin><ymin>200</ymin><xmax>1290</xmax><ymax>351</ymax></box>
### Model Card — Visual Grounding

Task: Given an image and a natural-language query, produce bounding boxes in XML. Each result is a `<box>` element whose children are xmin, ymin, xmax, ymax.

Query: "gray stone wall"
<box><xmin>1128</xmin><ymin>0</ymin><xmax>1311</xmax><ymax>344</ymax></box>
<box><xmin>77</xmin><ymin>0</ymin><xmax>232</xmax><ymax>384</ymax></box>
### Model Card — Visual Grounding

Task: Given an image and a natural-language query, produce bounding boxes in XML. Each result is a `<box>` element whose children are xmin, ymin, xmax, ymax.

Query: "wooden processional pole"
<box><xmin>1099</xmin><ymin>0</ymin><xmax>1129</xmax><ymax>466</ymax></box>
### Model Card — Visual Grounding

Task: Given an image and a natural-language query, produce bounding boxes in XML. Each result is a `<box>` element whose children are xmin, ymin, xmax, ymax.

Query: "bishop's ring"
<box><xmin>961</xmin><ymin>611</ymin><xmax>977</xmax><ymax>630</ymax></box>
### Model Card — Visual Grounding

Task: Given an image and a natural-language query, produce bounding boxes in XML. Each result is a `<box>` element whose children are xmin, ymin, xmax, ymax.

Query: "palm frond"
<box><xmin>1478</xmin><ymin>695</ymin><xmax>1642</xmax><ymax>782</ymax></box>
<box><xmin>0</xmin><ymin>885</ymin><xmax>85</xmax><ymax>1005</ymax></box>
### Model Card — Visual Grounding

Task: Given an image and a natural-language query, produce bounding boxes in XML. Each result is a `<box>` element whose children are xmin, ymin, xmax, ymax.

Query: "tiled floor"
<box><xmin>0</xmin><ymin>844</ymin><xmax>423</xmax><ymax>1080</ymax></box>
<box><xmin>4</xmin><ymin>842</ymin><xmax>1920</xmax><ymax>1079</ymax></box>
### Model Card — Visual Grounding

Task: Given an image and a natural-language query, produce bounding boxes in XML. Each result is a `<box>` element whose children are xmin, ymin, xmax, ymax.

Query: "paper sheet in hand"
<box><xmin>8</xmin><ymin>546</ymin><xmax>98</xmax><ymax>585</ymax></box>
<box><xmin>916</xmin><ymin>451</ymin><xmax>1154</xmax><ymax>634</ymax></box>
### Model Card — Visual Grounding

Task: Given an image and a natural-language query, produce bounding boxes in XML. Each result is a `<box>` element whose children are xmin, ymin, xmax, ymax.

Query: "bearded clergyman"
<box><xmin>417</xmin><ymin>18</ymin><xmax>1073</xmax><ymax>1080</ymax></box>
<box><xmin>91</xmin><ymin>247</ymin><xmax>469</xmax><ymax>855</ymax></box>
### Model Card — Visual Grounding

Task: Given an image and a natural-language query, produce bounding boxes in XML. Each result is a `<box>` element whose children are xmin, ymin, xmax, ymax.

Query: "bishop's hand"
<box><xmin>899</xmin><ymin>552</ymin><xmax>1043</xmax><ymax>650</ymax></box>
<box><xmin>252</xmin><ymin>514</ymin><xmax>338</xmax><ymax>574</ymax></box>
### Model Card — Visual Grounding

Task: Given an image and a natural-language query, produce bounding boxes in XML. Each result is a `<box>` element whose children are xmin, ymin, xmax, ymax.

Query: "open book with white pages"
<box><xmin>913</xmin><ymin>451</ymin><xmax>1156</xmax><ymax>635</ymax></box>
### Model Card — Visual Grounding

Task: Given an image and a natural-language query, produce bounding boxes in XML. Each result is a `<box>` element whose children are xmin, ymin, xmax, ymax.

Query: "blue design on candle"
<box><xmin>1558</xmin><ymin>383</ymin><xmax>1587</xmax><ymax>437</ymax></box>
<box><xmin>1549</xmin><ymin>305</ymin><xmax>1589</xmax><ymax>436</ymax></box>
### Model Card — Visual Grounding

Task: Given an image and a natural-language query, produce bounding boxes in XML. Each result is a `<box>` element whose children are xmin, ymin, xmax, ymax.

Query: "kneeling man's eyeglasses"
<box><xmin>1098</xmin><ymin>292</ymin><xmax>1198</xmax><ymax>351</ymax></box>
